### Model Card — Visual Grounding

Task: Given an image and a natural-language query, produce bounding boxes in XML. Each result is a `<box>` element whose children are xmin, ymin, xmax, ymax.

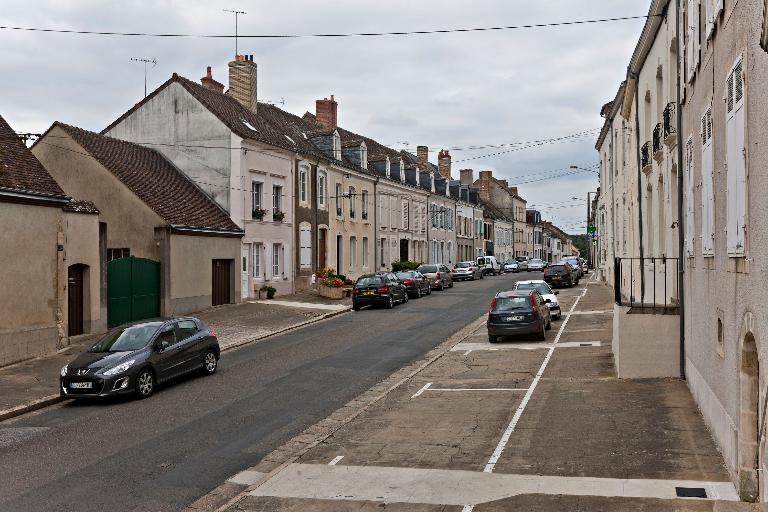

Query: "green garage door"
<box><xmin>107</xmin><ymin>257</ymin><xmax>161</xmax><ymax>327</ymax></box>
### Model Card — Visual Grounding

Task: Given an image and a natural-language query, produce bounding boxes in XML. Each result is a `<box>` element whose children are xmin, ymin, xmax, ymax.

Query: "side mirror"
<box><xmin>156</xmin><ymin>340</ymin><xmax>170</xmax><ymax>351</ymax></box>
<box><xmin>544</xmin><ymin>298</ymin><xmax>552</xmax><ymax>304</ymax></box>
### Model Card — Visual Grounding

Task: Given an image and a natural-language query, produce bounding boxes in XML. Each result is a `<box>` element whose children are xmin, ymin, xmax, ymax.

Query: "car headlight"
<box><xmin>103</xmin><ymin>359</ymin><xmax>136</xmax><ymax>376</ymax></box>
<box><xmin>60</xmin><ymin>365</ymin><xmax>68</xmax><ymax>377</ymax></box>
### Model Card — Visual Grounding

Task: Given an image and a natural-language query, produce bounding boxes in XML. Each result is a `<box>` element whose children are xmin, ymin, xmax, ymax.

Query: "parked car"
<box><xmin>544</xmin><ymin>263</ymin><xmax>574</xmax><ymax>288</ymax></box>
<box><xmin>503</xmin><ymin>261</ymin><xmax>519</xmax><ymax>273</ymax></box>
<box><xmin>396</xmin><ymin>271</ymin><xmax>432</xmax><ymax>298</ymax></box>
<box><xmin>515</xmin><ymin>256</ymin><xmax>529</xmax><ymax>271</ymax></box>
<box><xmin>416</xmin><ymin>264</ymin><xmax>454</xmax><ymax>290</ymax></box>
<box><xmin>514</xmin><ymin>280</ymin><xmax>561</xmax><ymax>320</ymax></box>
<box><xmin>487</xmin><ymin>289</ymin><xmax>552</xmax><ymax>343</ymax></box>
<box><xmin>562</xmin><ymin>256</ymin><xmax>583</xmax><ymax>279</ymax></box>
<box><xmin>528</xmin><ymin>258</ymin><xmax>546</xmax><ymax>271</ymax></box>
<box><xmin>477</xmin><ymin>255</ymin><xmax>502</xmax><ymax>276</ymax></box>
<box><xmin>60</xmin><ymin>317</ymin><xmax>220</xmax><ymax>400</ymax></box>
<box><xmin>452</xmin><ymin>261</ymin><xmax>483</xmax><ymax>281</ymax></box>
<box><xmin>353</xmin><ymin>273</ymin><xmax>409</xmax><ymax>310</ymax></box>
<box><xmin>580</xmin><ymin>259</ymin><xmax>589</xmax><ymax>274</ymax></box>
<box><xmin>561</xmin><ymin>260</ymin><xmax>581</xmax><ymax>284</ymax></box>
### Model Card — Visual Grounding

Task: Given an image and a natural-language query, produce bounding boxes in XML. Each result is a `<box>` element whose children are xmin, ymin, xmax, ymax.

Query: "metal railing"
<box><xmin>652</xmin><ymin>123</ymin><xmax>663</xmax><ymax>154</ymax></box>
<box><xmin>640</xmin><ymin>141</ymin><xmax>652</xmax><ymax>169</ymax></box>
<box><xmin>613</xmin><ymin>257</ymin><xmax>679</xmax><ymax>313</ymax></box>
<box><xmin>663</xmin><ymin>102</ymin><xmax>676</xmax><ymax>140</ymax></box>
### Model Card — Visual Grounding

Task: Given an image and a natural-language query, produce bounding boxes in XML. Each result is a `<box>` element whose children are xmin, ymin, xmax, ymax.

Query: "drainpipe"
<box><xmin>632</xmin><ymin>68</ymin><xmax>646</xmax><ymax>302</ymax></box>
<box><xmin>374</xmin><ymin>176</ymin><xmax>379</xmax><ymax>270</ymax></box>
<box><xmin>609</xmin><ymin>122</ymin><xmax>617</xmax><ymax>282</ymax></box>
<box><xmin>675</xmin><ymin>0</ymin><xmax>686</xmax><ymax>379</ymax></box>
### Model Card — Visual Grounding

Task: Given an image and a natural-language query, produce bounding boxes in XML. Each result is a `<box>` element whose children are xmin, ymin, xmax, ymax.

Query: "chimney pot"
<box><xmin>201</xmin><ymin>65</ymin><xmax>225</xmax><ymax>94</ymax></box>
<box><xmin>437</xmin><ymin>149</ymin><xmax>452</xmax><ymax>180</ymax></box>
<box><xmin>416</xmin><ymin>145</ymin><xmax>429</xmax><ymax>171</ymax></box>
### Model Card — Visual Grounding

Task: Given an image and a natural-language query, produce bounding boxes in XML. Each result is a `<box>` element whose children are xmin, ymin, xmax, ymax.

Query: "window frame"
<box><xmin>317</xmin><ymin>170</ymin><xmax>328</xmax><ymax>209</ymax></box>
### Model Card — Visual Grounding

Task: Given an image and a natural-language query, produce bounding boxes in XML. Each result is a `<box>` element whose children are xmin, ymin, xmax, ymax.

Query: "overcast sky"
<box><xmin>0</xmin><ymin>0</ymin><xmax>645</xmax><ymax>233</ymax></box>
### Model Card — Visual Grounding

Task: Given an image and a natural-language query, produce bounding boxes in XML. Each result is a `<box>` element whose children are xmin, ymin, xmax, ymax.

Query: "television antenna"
<box><xmin>223</xmin><ymin>9</ymin><xmax>247</xmax><ymax>55</ymax></box>
<box><xmin>130</xmin><ymin>57</ymin><xmax>157</xmax><ymax>98</ymax></box>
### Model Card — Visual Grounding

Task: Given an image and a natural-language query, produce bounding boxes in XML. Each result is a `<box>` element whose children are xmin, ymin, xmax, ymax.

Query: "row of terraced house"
<box><xmin>594</xmin><ymin>0</ymin><xmax>768</xmax><ymax>501</ymax></box>
<box><xmin>0</xmin><ymin>55</ymin><xmax>576</xmax><ymax>368</ymax></box>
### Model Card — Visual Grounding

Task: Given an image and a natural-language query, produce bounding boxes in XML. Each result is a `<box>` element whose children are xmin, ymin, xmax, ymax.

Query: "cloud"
<box><xmin>0</xmin><ymin>0</ymin><xmax>645</xmax><ymax>233</ymax></box>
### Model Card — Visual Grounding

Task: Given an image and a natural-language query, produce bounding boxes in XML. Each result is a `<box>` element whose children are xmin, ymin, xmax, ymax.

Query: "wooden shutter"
<box><xmin>402</xmin><ymin>201</ymin><xmax>409</xmax><ymax>230</ymax></box>
<box><xmin>726</xmin><ymin>58</ymin><xmax>746</xmax><ymax>256</ymax></box>
<box><xmin>300</xmin><ymin>224</ymin><xmax>312</xmax><ymax>269</ymax></box>
<box><xmin>705</xmin><ymin>0</ymin><xmax>714</xmax><ymax>39</ymax></box>
<box><xmin>685</xmin><ymin>137</ymin><xmax>695</xmax><ymax>256</ymax></box>
<box><xmin>701</xmin><ymin>107</ymin><xmax>714</xmax><ymax>256</ymax></box>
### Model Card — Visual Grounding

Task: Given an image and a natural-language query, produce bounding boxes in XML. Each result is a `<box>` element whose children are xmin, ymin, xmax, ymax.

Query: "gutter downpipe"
<box><xmin>632</xmin><ymin>68</ymin><xmax>646</xmax><ymax>303</ymax></box>
<box><xmin>374</xmin><ymin>176</ymin><xmax>379</xmax><ymax>270</ymax></box>
<box><xmin>675</xmin><ymin>0</ymin><xmax>686</xmax><ymax>379</ymax></box>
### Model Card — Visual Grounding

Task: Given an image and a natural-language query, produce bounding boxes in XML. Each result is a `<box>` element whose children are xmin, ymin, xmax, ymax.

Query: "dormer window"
<box><xmin>385</xmin><ymin>157</ymin><xmax>391</xmax><ymax>178</ymax></box>
<box><xmin>332</xmin><ymin>131</ymin><xmax>341</xmax><ymax>160</ymax></box>
<box><xmin>360</xmin><ymin>142</ymin><xmax>368</xmax><ymax>169</ymax></box>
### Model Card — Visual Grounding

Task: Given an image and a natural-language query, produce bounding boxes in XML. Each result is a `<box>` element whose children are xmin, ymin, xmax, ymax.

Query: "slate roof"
<box><xmin>62</xmin><ymin>199</ymin><xmax>100</xmax><ymax>214</ymax></box>
<box><xmin>54</xmin><ymin>123</ymin><xmax>242</xmax><ymax>234</ymax></box>
<box><xmin>0</xmin><ymin>114</ymin><xmax>67</xmax><ymax>199</ymax></box>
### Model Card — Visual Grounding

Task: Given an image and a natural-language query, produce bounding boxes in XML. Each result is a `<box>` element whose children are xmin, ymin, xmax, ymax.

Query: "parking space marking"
<box><xmin>452</xmin><ymin>341</ymin><xmax>601</xmax><ymax>352</ymax></box>
<box><xmin>328</xmin><ymin>456</ymin><xmax>344</xmax><ymax>466</ymax></box>
<box><xmin>569</xmin><ymin>310</ymin><xmax>613</xmax><ymax>315</ymax></box>
<box><xmin>483</xmin><ymin>287</ymin><xmax>588</xmax><ymax>473</ymax></box>
<box><xmin>411</xmin><ymin>383</ymin><xmax>432</xmax><ymax>398</ymax></box>
<box><xmin>424</xmin><ymin>387</ymin><xmax>529</xmax><ymax>393</ymax></box>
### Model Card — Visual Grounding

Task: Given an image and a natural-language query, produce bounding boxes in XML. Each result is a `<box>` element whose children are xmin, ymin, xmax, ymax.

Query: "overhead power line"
<box><xmin>0</xmin><ymin>15</ymin><xmax>654</xmax><ymax>40</ymax></box>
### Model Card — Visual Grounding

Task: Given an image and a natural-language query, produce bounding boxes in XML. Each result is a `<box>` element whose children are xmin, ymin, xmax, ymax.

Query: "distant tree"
<box><xmin>570</xmin><ymin>235</ymin><xmax>589</xmax><ymax>259</ymax></box>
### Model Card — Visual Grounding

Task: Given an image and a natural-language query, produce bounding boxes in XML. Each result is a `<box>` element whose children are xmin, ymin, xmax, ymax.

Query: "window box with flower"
<box><xmin>316</xmin><ymin>267</ymin><xmax>354</xmax><ymax>299</ymax></box>
<box><xmin>252</xmin><ymin>208</ymin><xmax>267</xmax><ymax>220</ymax></box>
<box><xmin>272</xmin><ymin>210</ymin><xmax>286</xmax><ymax>222</ymax></box>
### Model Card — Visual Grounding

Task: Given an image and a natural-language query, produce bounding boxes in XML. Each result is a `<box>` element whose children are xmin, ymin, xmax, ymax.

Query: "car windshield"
<box><xmin>455</xmin><ymin>262</ymin><xmax>472</xmax><ymax>268</ymax></box>
<box><xmin>357</xmin><ymin>277</ymin><xmax>383</xmax><ymax>286</ymax></box>
<box><xmin>530</xmin><ymin>259</ymin><xmax>544</xmax><ymax>264</ymax></box>
<box><xmin>89</xmin><ymin>322</ymin><xmax>163</xmax><ymax>353</ymax></box>
<box><xmin>516</xmin><ymin>282</ymin><xmax>552</xmax><ymax>295</ymax></box>
<box><xmin>548</xmin><ymin>265</ymin><xmax>565</xmax><ymax>273</ymax></box>
<box><xmin>516</xmin><ymin>257</ymin><xmax>527</xmax><ymax>262</ymax></box>
<box><xmin>396</xmin><ymin>272</ymin><xmax>415</xmax><ymax>280</ymax></box>
<box><xmin>417</xmin><ymin>265</ymin><xmax>437</xmax><ymax>273</ymax></box>
<box><xmin>493</xmin><ymin>296</ymin><xmax>530</xmax><ymax>312</ymax></box>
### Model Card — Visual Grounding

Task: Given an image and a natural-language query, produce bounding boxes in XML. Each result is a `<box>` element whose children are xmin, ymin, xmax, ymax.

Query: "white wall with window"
<box><xmin>298</xmin><ymin>164</ymin><xmax>309</xmax><ymax>205</ymax></box>
<box><xmin>361</xmin><ymin>190</ymin><xmax>369</xmax><ymax>220</ymax></box>
<box><xmin>335</xmin><ymin>182</ymin><xmax>343</xmax><ymax>217</ymax></box>
<box><xmin>349</xmin><ymin>186</ymin><xmax>356</xmax><ymax>219</ymax></box>
<box><xmin>317</xmin><ymin>170</ymin><xmax>328</xmax><ymax>209</ymax></box>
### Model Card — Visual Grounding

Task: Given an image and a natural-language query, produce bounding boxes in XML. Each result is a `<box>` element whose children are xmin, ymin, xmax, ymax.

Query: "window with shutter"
<box><xmin>402</xmin><ymin>201</ymin><xmax>409</xmax><ymax>230</ymax></box>
<box><xmin>299</xmin><ymin>223</ymin><xmax>312</xmax><ymax>269</ymax></box>
<box><xmin>705</xmin><ymin>0</ymin><xmax>714</xmax><ymax>39</ymax></box>
<box><xmin>701</xmin><ymin>107</ymin><xmax>714</xmax><ymax>256</ymax></box>
<box><xmin>379</xmin><ymin>195</ymin><xmax>387</xmax><ymax>228</ymax></box>
<box><xmin>725</xmin><ymin>57</ymin><xmax>746</xmax><ymax>256</ymax></box>
<box><xmin>390</xmin><ymin>196</ymin><xmax>396</xmax><ymax>229</ymax></box>
<box><xmin>685</xmin><ymin>136</ymin><xmax>695</xmax><ymax>256</ymax></box>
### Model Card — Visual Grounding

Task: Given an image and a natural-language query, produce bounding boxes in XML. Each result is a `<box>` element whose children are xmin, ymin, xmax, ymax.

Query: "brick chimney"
<box><xmin>416</xmin><ymin>145</ymin><xmax>429</xmax><ymax>171</ymax></box>
<box><xmin>460</xmin><ymin>168</ymin><xmax>473</xmax><ymax>187</ymax></box>
<box><xmin>437</xmin><ymin>149</ymin><xmax>452</xmax><ymax>180</ymax></box>
<box><xmin>201</xmin><ymin>66</ymin><xmax>224</xmax><ymax>93</ymax></box>
<box><xmin>510</xmin><ymin>186</ymin><xmax>518</xmax><ymax>196</ymax></box>
<box><xmin>479</xmin><ymin>170</ymin><xmax>493</xmax><ymax>203</ymax></box>
<box><xmin>316</xmin><ymin>95</ymin><xmax>338</xmax><ymax>130</ymax></box>
<box><xmin>228</xmin><ymin>55</ymin><xmax>257</xmax><ymax>113</ymax></box>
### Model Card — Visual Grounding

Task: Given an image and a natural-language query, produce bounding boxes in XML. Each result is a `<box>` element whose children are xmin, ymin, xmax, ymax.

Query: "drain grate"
<box><xmin>675</xmin><ymin>487</ymin><xmax>707</xmax><ymax>498</ymax></box>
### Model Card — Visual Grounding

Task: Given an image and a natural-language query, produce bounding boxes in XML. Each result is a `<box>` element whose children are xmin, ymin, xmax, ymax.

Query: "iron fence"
<box><xmin>663</xmin><ymin>102</ymin><xmax>676</xmax><ymax>139</ymax></box>
<box><xmin>641</xmin><ymin>141</ymin><xmax>652</xmax><ymax>168</ymax></box>
<box><xmin>652</xmin><ymin>123</ymin><xmax>664</xmax><ymax>154</ymax></box>
<box><xmin>613</xmin><ymin>257</ymin><xmax>679</xmax><ymax>313</ymax></box>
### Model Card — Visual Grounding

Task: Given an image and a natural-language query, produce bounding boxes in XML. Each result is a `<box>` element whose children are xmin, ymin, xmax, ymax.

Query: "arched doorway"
<box><xmin>739</xmin><ymin>324</ymin><xmax>761</xmax><ymax>501</ymax></box>
<box><xmin>67</xmin><ymin>264</ymin><xmax>87</xmax><ymax>336</ymax></box>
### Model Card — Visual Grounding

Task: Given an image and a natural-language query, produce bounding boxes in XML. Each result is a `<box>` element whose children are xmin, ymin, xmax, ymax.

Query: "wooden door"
<box><xmin>318</xmin><ymin>230</ymin><xmax>327</xmax><ymax>270</ymax></box>
<box><xmin>68</xmin><ymin>265</ymin><xmax>84</xmax><ymax>336</ymax></box>
<box><xmin>212</xmin><ymin>259</ymin><xmax>232</xmax><ymax>306</ymax></box>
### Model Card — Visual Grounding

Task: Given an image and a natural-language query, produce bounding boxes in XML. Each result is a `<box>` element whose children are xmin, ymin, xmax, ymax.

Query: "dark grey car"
<box><xmin>416</xmin><ymin>264</ymin><xmax>454</xmax><ymax>290</ymax></box>
<box><xmin>60</xmin><ymin>317</ymin><xmax>220</xmax><ymax>400</ymax></box>
<box><xmin>487</xmin><ymin>290</ymin><xmax>552</xmax><ymax>343</ymax></box>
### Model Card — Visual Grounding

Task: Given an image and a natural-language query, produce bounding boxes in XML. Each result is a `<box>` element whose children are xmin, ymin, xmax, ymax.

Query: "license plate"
<box><xmin>507</xmin><ymin>316</ymin><xmax>524</xmax><ymax>321</ymax></box>
<box><xmin>553</xmin><ymin>276</ymin><xmax>560</xmax><ymax>280</ymax></box>
<box><xmin>70</xmin><ymin>382</ymin><xmax>92</xmax><ymax>389</ymax></box>
<box><xmin>364</xmin><ymin>291</ymin><xmax>374</xmax><ymax>295</ymax></box>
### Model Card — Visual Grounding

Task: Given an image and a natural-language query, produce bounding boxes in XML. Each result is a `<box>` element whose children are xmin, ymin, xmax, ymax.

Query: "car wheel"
<box><xmin>202</xmin><ymin>350</ymin><xmax>218</xmax><ymax>375</ymax></box>
<box><xmin>402</xmin><ymin>292</ymin><xmax>409</xmax><ymax>304</ymax></box>
<box><xmin>426</xmin><ymin>286</ymin><xmax>432</xmax><ymax>295</ymax></box>
<box><xmin>438</xmin><ymin>283</ymin><xmax>444</xmax><ymax>291</ymax></box>
<box><xmin>353</xmin><ymin>305</ymin><xmax>361</xmax><ymax>311</ymax></box>
<box><xmin>489</xmin><ymin>335</ymin><xmax>498</xmax><ymax>343</ymax></box>
<box><xmin>387</xmin><ymin>294</ymin><xmax>394</xmax><ymax>309</ymax></box>
<box><xmin>537</xmin><ymin>323</ymin><xmax>547</xmax><ymax>341</ymax></box>
<box><xmin>546</xmin><ymin>318</ymin><xmax>552</xmax><ymax>331</ymax></box>
<box><xmin>449</xmin><ymin>280</ymin><xmax>454</xmax><ymax>288</ymax></box>
<box><xmin>470</xmin><ymin>275</ymin><xmax>475</xmax><ymax>281</ymax></box>
<box><xmin>134</xmin><ymin>368</ymin><xmax>155</xmax><ymax>399</ymax></box>
<box><xmin>480</xmin><ymin>273</ymin><xmax>484</xmax><ymax>279</ymax></box>
<box><xmin>415</xmin><ymin>288</ymin><xmax>422</xmax><ymax>299</ymax></box>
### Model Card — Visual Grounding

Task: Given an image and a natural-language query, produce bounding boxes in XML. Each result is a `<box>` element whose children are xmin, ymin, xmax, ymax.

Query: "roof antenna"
<box><xmin>130</xmin><ymin>57</ymin><xmax>157</xmax><ymax>98</ymax></box>
<box><xmin>223</xmin><ymin>9</ymin><xmax>247</xmax><ymax>56</ymax></box>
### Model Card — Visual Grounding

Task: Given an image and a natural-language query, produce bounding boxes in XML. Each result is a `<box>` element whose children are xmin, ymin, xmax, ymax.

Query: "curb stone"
<box><xmin>183</xmin><ymin>313</ymin><xmax>489</xmax><ymax>512</ymax></box>
<box><xmin>0</xmin><ymin>307</ymin><xmax>351</xmax><ymax>423</ymax></box>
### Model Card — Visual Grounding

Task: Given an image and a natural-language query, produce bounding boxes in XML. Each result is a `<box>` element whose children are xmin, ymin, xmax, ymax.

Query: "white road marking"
<box><xmin>411</xmin><ymin>383</ymin><xmax>432</xmax><ymax>398</ymax></box>
<box><xmin>328</xmin><ymin>456</ymin><xmax>344</xmax><ymax>466</ymax></box>
<box><xmin>227</xmin><ymin>470</ymin><xmax>267</xmax><ymax>486</ymax></box>
<box><xmin>462</xmin><ymin>506</ymin><xmax>474</xmax><ymax>512</ymax></box>
<box><xmin>251</xmin><ymin>463</ymin><xmax>740</xmax><ymax>504</ymax></box>
<box><xmin>569</xmin><ymin>310</ymin><xmax>613</xmax><ymax>315</ymax></box>
<box><xmin>483</xmin><ymin>287</ymin><xmax>588</xmax><ymax>473</ymax></box>
<box><xmin>452</xmin><ymin>341</ymin><xmax>601</xmax><ymax>351</ymax></box>
<box><xmin>249</xmin><ymin>300</ymin><xmax>349</xmax><ymax>311</ymax></box>
<box><xmin>424</xmin><ymin>388</ymin><xmax>528</xmax><ymax>393</ymax></box>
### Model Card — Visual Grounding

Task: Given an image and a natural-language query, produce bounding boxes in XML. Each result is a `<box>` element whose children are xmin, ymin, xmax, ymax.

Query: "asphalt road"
<box><xmin>0</xmin><ymin>271</ymin><xmax>538</xmax><ymax>512</ymax></box>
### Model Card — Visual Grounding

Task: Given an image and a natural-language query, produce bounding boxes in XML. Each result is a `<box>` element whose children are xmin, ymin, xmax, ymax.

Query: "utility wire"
<box><xmin>0</xmin><ymin>16</ymin><xmax>654</xmax><ymax>40</ymax></box>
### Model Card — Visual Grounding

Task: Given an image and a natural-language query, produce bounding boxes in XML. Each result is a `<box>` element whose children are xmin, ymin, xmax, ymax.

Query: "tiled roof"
<box><xmin>63</xmin><ymin>199</ymin><xmax>100</xmax><ymax>214</ymax></box>
<box><xmin>0</xmin><ymin>114</ymin><xmax>67</xmax><ymax>198</ymax></box>
<box><xmin>55</xmin><ymin>123</ymin><xmax>242</xmax><ymax>234</ymax></box>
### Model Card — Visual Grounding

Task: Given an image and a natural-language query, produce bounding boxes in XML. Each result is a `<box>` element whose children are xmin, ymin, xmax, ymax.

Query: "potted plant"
<box><xmin>316</xmin><ymin>268</ymin><xmax>347</xmax><ymax>299</ymax></box>
<box><xmin>265</xmin><ymin>286</ymin><xmax>277</xmax><ymax>299</ymax></box>
<box><xmin>252</xmin><ymin>208</ymin><xmax>267</xmax><ymax>220</ymax></box>
<box><xmin>258</xmin><ymin>284</ymin><xmax>269</xmax><ymax>299</ymax></box>
<box><xmin>273</xmin><ymin>210</ymin><xmax>286</xmax><ymax>222</ymax></box>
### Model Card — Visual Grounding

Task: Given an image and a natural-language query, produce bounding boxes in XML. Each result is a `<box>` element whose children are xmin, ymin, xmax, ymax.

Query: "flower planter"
<box><xmin>318</xmin><ymin>285</ymin><xmax>345</xmax><ymax>299</ymax></box>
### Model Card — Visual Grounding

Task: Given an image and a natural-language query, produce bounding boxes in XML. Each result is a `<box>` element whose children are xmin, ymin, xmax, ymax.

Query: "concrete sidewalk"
<box><xmin>0</xmin><ymin>290</ymin><xmax>350</xmax><ymax>422</ymax></box>
<box><xmin>203</xmin><ymin>282</ymin><xmax>759</xmax><ymax>512</ymax></box>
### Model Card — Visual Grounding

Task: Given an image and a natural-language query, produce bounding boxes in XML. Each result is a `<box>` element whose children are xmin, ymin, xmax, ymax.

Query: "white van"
<box><xmin>476</xmin><ymin>255</ymin><xmax>502</xmax><ymax>276</ymax></box>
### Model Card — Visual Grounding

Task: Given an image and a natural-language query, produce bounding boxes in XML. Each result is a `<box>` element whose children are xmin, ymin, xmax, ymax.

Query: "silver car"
<box><xmin>416</xmin><ymin>264</ymin><xmax>454</xmax><ymax>290</ymax></box>
<box><xmin>503</xmin><ymin>261</ymin><xmax>519</xmax><ymax>273</ymax></box>
<box><xmin>528</xmin><ymin>258</ymin><xmax>546</xmax><ymax>271</ymax></box>
<box><xmin>452</xmin><ymin>261</ymin><xmax>483</xmax><ymax>281</ymax></box>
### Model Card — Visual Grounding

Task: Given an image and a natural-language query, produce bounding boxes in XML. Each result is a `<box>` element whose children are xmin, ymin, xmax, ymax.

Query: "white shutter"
<box><xmin>705</xmin><ymin>0</ymin><xmax>714</xmax><ymax>39</ymax></box>
<box><xmin>686</xmin><ymin>0</ymin><xmax>700</xmax><ymax>82</ymax></box>
<box><xmin>726</xmin><ymin>58</ymin><xmax>746</xmax><ymax>256</ymax></box>
<box><xmin>390</xmin><ymin>196</ymin><xmax>396</xmax><ymax>229</ymax></box>
<box><xmin>685</xmin><ymin>137</ymin><xmax>695</xmax><ymax>256</ymax></box>
<box><xmin>701</xmin><ymin>108</ymin><xmax>714</xmax><ymax>256</ymax></box>
<box><xmin>300</xmin><ymin>224</ymin><xmax>312</xmax><ymax>269</ymax></box>
<box><xmin>402</xmin><ymin>201</ymin><xmax>409</xmax><ymax>230</ymax></box>
<box><xmin>379</xmin><ymin>195</ymin><xmax>386</xmax><ymax>228</ymax></box>
<box><xmin>713</xmin><ymin>0</ymin><xmax>723</xmax><ymax>21</ymax></box>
